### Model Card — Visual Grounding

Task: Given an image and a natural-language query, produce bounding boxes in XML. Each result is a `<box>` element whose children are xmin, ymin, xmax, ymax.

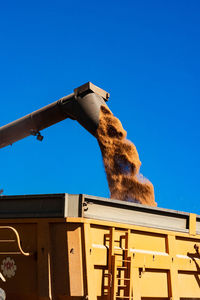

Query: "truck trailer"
<box><xmin>0</xmin><ymin>193</ymin><xmax>199</xmax><ymax>299</ymax></box>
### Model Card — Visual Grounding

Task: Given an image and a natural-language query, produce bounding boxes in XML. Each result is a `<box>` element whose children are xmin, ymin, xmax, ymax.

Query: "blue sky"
<box><xmin>0</xmin><ymin>0</ymin><xmax>200</xmax><ymax>214</ymax></box>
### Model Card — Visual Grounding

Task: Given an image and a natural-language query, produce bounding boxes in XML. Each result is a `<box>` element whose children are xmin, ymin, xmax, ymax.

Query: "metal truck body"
<box><xmin>0</xmin><ymin>193</ymin><xmax>199</xmax><ymax>299</ymax></box>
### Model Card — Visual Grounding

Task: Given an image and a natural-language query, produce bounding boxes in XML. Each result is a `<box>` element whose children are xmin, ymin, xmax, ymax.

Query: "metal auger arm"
<box><xmin>0</xmin><ymin>82</ymin><xmax>109</xmax><ymax>149</ymax></box>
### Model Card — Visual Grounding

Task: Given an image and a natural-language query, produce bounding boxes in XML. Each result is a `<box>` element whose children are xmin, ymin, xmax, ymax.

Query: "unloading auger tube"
<box><xmin>0</xmin><ymin>82</ymin><xmax>110</xmax><ymax>149</ymax></box>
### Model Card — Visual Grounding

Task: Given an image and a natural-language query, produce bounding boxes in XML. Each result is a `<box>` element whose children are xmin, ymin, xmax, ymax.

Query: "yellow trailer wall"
<box><xmin>0</xmin><ymin>215</ymin><xmax>199</xmax><ymax>300</ymax></box>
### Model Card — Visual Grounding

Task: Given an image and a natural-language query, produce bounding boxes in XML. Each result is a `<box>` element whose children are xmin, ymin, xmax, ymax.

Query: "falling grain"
<box><xmin>96</xmin><ymin>105</ymin><xmax>156</xmax><ymax>206</ymax></box>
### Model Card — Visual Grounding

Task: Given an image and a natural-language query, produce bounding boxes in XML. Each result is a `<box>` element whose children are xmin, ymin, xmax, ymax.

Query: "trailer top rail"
<box><xmin>0</xmin><ymin>193</ymin><xmax>199</xmax><ymax>235</ymax></box>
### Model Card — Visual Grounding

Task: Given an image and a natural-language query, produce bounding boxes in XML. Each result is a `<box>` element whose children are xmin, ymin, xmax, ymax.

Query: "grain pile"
<box><xmin>96</xmin><ymin>105</ymin><xmax>156</xmax><ymax>206</ymax></box>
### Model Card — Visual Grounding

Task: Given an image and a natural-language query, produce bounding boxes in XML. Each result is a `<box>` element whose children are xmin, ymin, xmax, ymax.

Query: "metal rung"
<box><xmin>117</xmin><ymin>266</ymin><xmax>127</xmax><ymax>269</ymax></box>
<box><xmin>116</xmin><ymin>259</ymin><xmax>131</xmax><ymax>262</ymax></box>
<box><xmin>114</xmin><ymin>248</ymin><xmax>129</xmax><ymax>251</ymax></box>
<box><xmin>0</xmin><ymin>240</ymin><xmax>15</xmax><ymax>242</ymax></box>
<box><xmin>0</xmin><ymin>252</ymin><xmax>22</xmax><ymax>255</ymax></box>
<box><xmin>117</xmin><ymin>277</ymin><xmax>130</xmax><ymax>280</ymax></box>
<box><xmin>117</xmin><ymin>285</ymin><xmax>127</xmax><ymax>288</ymax></box>
<box><xmin>116</xmin><ymin>297</ymin><xmax>133</xmax><ymax>299</ymax></box>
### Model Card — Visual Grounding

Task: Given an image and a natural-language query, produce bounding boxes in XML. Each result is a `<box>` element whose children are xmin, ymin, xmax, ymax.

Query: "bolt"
<box><xmin>194</xmin><ymin>244</ymin><xmax>200</xmax><ymax>254</ymax></box>
<box><xmin>70</xmin><ymin>248</ymin><xmax>74</xmax><ymax>254</ymax></box>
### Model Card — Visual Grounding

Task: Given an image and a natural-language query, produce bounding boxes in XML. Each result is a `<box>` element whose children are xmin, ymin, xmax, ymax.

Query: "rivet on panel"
<box><xmin>70</xmin><ymin>248</ymin><xmax>74</xmax><ymax>254</ymax></box>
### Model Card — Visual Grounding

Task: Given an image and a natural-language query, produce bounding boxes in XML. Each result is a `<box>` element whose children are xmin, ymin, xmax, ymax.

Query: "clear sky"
<box><xmin>0</xmin><ymin>0</ymin><xmax>200</xmax><ymax>214</ymax></box>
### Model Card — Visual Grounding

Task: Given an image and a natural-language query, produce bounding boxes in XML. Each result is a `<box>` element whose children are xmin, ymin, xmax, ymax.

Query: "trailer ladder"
<box><xmin>104</xmin><ymin>228</ymin><xmax>134</xmax><ymax>300</ymax></box>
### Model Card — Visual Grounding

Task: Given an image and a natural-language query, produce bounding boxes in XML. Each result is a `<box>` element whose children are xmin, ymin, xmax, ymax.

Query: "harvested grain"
<box><xmin>96</xmin><ymin>105</ymin><xmax>156</xmax><ymax>206</ymax></box>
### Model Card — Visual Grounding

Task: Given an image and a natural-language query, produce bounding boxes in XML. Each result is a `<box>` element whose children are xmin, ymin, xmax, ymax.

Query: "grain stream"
<box><xmin>96</xmin><ymin>105</ymin><xmax>156</xmax><ymax>206</ymax></box>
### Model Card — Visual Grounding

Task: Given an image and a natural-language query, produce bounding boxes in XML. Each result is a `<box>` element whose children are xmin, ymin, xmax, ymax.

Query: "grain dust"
<box><xmin>96</xmin><ymin>105</ymin><xmax>156</xmax><ymax>206</ymax></box>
